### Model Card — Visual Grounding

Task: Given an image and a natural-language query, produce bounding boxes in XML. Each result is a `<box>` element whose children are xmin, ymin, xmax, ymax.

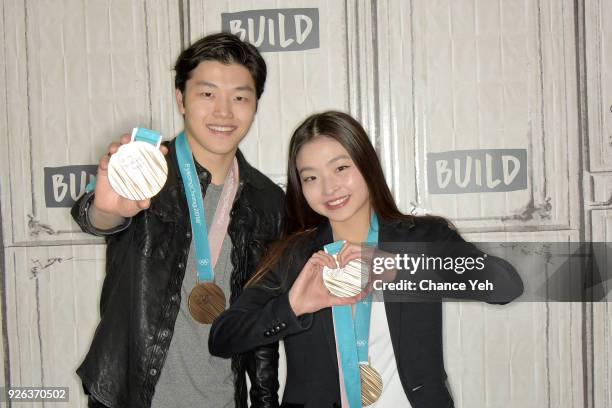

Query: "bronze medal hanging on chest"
<box><xmin>360</xmin><ymin>361</ymin><xmax>383</xmax><ymax>406</ymax></box>
<box><xmin>188</xmin><ymin>281</ymin><xmax>226</xmax><ymax>324</ymax></box>
<box><xmin>176</xmin><ymin>132</ymin><xmax>239</xmax><ymax>324</ymax></box>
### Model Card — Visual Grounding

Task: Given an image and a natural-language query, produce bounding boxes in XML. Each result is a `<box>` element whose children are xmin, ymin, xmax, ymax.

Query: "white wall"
<box><xmin>0</xmin><ymin>0</ymin><xmax>610</xmax><ymax>407</ymax></box>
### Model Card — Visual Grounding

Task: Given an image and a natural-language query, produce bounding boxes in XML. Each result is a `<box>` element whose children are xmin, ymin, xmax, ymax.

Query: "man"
<box><xmin>72</xmin><ymin>33</ymin><xmax>283</xmax><ymax>408</ymax></box>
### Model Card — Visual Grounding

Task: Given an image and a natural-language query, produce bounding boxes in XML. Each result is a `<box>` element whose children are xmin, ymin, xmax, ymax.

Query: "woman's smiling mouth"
<box><xmin>325</xmin><ymin>195</ymin><xmax>350</xmax><ymax>210</ymax></box>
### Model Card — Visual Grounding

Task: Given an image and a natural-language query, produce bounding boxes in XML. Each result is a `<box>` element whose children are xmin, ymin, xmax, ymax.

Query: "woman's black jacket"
<box><xmin>209</xmin><ymin>216</ymin><xmax>523</xmax><ymax>408</ymax></box>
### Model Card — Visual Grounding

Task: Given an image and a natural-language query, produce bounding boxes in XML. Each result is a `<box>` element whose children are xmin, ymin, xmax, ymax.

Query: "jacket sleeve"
<box><xmin>388</xmin><ymin>221</ymin><xmax>524</xmax><ymax>304</ymax></box>
<box><xmin>71</xmin><ymin>191</ymin><xmax>131</xmax><ymax>237</ymax></box>
<box><xmin>245</xmin><ymin>342</ymin><xmax>280</xmax><ymax>408</ymax></box>
<box><xmin>243</xmin><ymin>188</ymin><xmax>285</xmax><ymax>408</ymax></box>
<box><xmin>209</xmin><ymin>258</ymin><xmax>313</xmax><ymax>359</ymax></box>
<box><xmin>440</xmin><ymin>224</ymin><xmax>523</xmax><ymax>303</ymax></box>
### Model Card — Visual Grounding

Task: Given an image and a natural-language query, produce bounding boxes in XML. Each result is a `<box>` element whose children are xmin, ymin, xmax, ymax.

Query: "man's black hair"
<box><xmin>174</xmin><ymin>32</ymin><xmax>266</xmax><ymax>99</ymax></box>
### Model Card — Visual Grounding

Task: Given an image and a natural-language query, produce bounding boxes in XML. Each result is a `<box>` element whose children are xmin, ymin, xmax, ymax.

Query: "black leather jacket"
<box><xmin>72</xmin><ymin>139</ymin><xmax>284</xmax><ymax>408</ymax></box>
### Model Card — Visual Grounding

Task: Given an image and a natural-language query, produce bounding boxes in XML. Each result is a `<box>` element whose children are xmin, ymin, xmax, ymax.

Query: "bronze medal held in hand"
<box><xmin>188</xmin><ymin>282</ymin><xmax>226</xmax><ymax>324</ymax></box>
<box><xmin>360</xmin><ymin>362</ymin><xmax>383</xmax><ymax>406</ymax></box>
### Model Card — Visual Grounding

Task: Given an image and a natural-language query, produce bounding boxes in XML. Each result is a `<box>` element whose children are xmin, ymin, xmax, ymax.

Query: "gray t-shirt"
<box><xmin>152</xmin><ymin>183</ymin><xmax>234</xmax><ymax>408</ymax></box>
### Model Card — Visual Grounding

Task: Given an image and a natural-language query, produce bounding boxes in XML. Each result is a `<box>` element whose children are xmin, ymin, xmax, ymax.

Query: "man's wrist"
<box><xmin>89</xmin><ymin>200</ymin><xmax>125</xmax><ymax>230</ymax></box>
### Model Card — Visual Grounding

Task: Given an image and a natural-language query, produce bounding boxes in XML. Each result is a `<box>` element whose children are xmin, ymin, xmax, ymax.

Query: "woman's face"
<box><xmin>296</xmin><ymin>136</ymin><xmax>370</xmax><ymax>227</ymax></box>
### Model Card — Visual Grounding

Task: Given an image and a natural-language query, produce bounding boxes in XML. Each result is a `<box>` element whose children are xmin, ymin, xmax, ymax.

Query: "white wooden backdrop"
<box><xmin>0</xmin><ymin>0</ymin><xmax>610</xmax><ymax>407</ymax></box>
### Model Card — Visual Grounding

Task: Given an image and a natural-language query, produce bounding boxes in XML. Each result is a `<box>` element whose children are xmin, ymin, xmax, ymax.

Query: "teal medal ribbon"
<box><xmin>176</xmin><ymin>131</ymin><xmax>239</xmax><ymax>324</ymax></box>
<box><xmin>325</xmin><ymin>214</ymin><xmax>380</xmax><ymax>408</ymax></box>
<box><xmin>175</xmin><ymin>131</ymin><xmax>214</xmax><ymax>282</ymax></box>
<box><xmin>132</xmin><ymin>127</ymin><xmax>162</xmax><ymax>146</ymax></box>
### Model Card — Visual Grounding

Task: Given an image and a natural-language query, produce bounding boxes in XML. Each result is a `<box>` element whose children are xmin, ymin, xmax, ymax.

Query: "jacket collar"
<box><xmin>235</xmin><ymin>149</ymin><xmax>267</xmax><ymax>190</ymax></box>
<box><xmin>309</xmin><ymin>215</ymin><xmax>415</xmax><ymax>252</ymax></box>
<box><xmin>149</xmin><ymin>138</ymin><xmax>266</xmax><ymax>221</ymax></box>
<box><xmin>164</xmin><ymin>138</ymin><xmax>266</xmax><ymax>190</ymax></box>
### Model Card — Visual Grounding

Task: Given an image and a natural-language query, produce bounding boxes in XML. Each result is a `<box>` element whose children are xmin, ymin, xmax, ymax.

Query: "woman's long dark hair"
<box><xmin>248</xmin><ymin>111</ymin><xmax>415</xmax><ymax>285</ymax></box>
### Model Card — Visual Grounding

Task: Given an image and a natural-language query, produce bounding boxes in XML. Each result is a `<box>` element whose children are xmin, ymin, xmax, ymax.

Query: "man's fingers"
<box><xmin>160</xmin><ymin>145</ymin><xmax>169</xmax><ymax>155</ymax></box>
<box><xmin>136</xmin><ymin>199</ymin><xmax>151</xmax><ymax>210</ymax></box>
<box><xmin>108</xmin><ymin>141</ymin><xmax>122</xmax><ymax>155</ymax></box>
<box><xmin>99</xmin><ymin>153</ymin><xmax>110</xmax><ymax>171</ymax></box>
<box><xmin>120</xmin><ymin>133</ymin><xmax>131</xmax><ymax>144</ymax></box>
<box><xmin>107</xmin><ymin>134</ymin><xmax>131</xmax><ymax>155</ymax></box>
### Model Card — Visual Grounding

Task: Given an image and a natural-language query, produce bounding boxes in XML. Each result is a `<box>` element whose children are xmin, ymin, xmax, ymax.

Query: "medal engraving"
<box><xmin>188</xmin><ymin>282</ymin><xmax>226</xmax><ymax>324</ymax></box>
<box><xmin>108</xmin><ymin>141</ymin><xmax>168</xmax><ymax>200</ymax></box>
<box><xmin>360</xmin><ymin>363</ymin><xmax>383</xmax><ymax>406</ymax></box>
<box><xmin>323</xmin><ymin>257</ymin><xmax>369</xmax><ymax>297</ymax></box>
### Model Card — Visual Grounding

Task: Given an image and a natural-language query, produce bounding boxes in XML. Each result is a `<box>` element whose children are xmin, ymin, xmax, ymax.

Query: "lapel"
<box><xmin>311</xmin><ymin>217</ymin><xmax>415</xmax><ymax>371</ymax></box>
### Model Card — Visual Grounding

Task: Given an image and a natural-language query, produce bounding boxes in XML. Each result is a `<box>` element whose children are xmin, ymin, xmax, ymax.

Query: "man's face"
<box><xmin>176</xmin><ymin>60</ymin><xmax>257</xmax><ymax>161</ymax></box>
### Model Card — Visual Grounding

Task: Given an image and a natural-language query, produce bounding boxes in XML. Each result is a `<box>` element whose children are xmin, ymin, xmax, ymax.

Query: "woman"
<box><xmin>209</xmin><ymin>111</ymin><xmax>523</xmax><ymax>408</ymax></box>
